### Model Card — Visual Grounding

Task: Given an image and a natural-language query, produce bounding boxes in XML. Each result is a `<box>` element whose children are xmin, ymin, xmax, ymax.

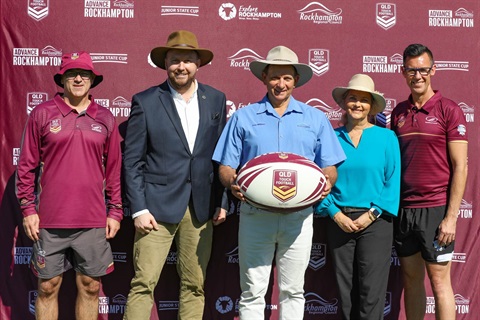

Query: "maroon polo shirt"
<box><xmin>16</xmin><ymin>93</ymin><xmax>123</xmax><ymax>228</ymax></box>
<box><xmin>391</xmin><ymin>91</ymin><xmax>468</xmax><ymax>208</ymax></box>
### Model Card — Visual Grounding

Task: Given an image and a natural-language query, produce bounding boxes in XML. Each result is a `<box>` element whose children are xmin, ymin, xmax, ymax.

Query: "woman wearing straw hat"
<box><xmin>315</xmin><ymin>74</ymin><xmax>401</xmax><ymax>319</ymax></box>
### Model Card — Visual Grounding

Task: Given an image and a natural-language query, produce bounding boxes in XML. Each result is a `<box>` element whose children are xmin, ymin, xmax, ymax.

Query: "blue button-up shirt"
<box><xmin>213</xmin><ymin>95</ymin><xmax>346</xmax><ymax>169</ymax></box>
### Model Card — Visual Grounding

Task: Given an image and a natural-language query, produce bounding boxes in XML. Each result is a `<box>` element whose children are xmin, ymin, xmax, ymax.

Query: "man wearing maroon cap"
<box><xmin>16</xmin><ymin>51</ymin><xmax>123</xmax><ymax>320</ymax></box>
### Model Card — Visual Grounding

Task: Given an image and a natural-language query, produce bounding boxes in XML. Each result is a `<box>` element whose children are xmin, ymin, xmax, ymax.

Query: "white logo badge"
<box><xmin>309</xmin><ymin>49</ymin><xmax>329</xmax><ymax>76</ymax></box>
<box><xmin>219</xmin><ymin>3</ymin><xmax>237</xmax><ymax>20</ymax></box>
<box><xmin>376</xmin><ymin>3</ymin><xmax>396</xmax><ymax>30</ymax></box>
<box><xmin>28</xmin><ymin>0</ymin><xmax>49</xmax><ymax>21</ymax></box>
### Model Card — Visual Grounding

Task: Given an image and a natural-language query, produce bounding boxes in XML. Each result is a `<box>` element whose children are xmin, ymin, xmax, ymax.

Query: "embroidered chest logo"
<box><xmin>425</xmin><ymin>116</ymin><xmax>439</xmax><ymax>125</ymax></box>
<box><xmin>396</xmin><ymin>115</ymin><xmax>406</xmax><ymax>128</ymax></box>
<box><xmin>272</xmin><ymin>170</ymin><xmax>297</xmax><ymax>202</ymax></box>
<box><xmin>91</xmin><ymin>124</ymin><xmax>103</xmax><ymax>133</ymax></box>
<box><xmin>50</xmin><ymin>119</ymin><xmax>61</xmax><ymax>133</ymax></box>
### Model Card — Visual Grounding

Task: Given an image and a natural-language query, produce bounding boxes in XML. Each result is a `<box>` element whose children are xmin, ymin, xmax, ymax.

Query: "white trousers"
<box><xmin>238</xmin><ymin>203</ymin><xmax>313</xmax><ymax>320</ymax></box>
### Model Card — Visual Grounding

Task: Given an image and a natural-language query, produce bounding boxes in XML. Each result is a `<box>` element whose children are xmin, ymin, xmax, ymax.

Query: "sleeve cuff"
<box><xmin>132</xmin><ymin>209</ymin><xmax>150</xmax><ymax>219</ymax></box>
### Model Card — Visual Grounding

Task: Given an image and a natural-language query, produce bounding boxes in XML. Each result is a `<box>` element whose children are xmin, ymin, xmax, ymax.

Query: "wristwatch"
<box><xmin>369</xmin><ymin>208</ymin><xmax>381</xmax><ymax>220</ymax></box>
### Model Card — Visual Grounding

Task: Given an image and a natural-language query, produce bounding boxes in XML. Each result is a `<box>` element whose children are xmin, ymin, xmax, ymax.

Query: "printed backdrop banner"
<box><xmin>1</xmin><ymin>1</ymin><xmax>478</xmax><ymax>319</ymax></box>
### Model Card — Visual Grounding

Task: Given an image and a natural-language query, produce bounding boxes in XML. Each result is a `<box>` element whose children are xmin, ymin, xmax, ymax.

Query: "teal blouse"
<box><xmin>315</xmin><ymin>125</ymin><xmax>401</xmax><ymax>218</ymax></box>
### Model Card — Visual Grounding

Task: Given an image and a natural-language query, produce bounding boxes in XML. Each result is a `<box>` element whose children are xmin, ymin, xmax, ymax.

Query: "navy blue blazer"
<box><xmin>123</xmin><ymin>81</ymin><xmax>226</xmax><ymax>224</ymax></box>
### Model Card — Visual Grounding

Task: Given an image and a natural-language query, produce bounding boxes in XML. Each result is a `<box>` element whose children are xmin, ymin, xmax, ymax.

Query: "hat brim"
<box><xmin>249</xmin><ymin>60</ymin><xmax>313</xmax><ymax>87</ymax></box>
<box><xmin>332</xmin><ymin>86</ymin><xmax>386</xmax><ymax>114</ymax></box>
<box><xmin>150</xmin><ymin>47</ymin><xmax>214</xmax><ymax>69</ymax></box>
<box><xmin>54</xmin><ymin>61</ymin><xmax>103</xmax><ymax>88</ymax></box>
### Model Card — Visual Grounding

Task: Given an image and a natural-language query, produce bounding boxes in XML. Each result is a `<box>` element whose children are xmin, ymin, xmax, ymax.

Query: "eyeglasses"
<box><xmin>64</xmin><ymin>71</ymin><xmax>93</xmax><ymax>80</ymax></box>
<box><xmin>403</xmin><ymin>66</ymin><xmax>433</xmax><ymax>77</ymax></box>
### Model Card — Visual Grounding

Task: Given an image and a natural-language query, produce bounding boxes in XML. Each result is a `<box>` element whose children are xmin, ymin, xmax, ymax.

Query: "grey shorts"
<box><xmin>394</xmin><ymin>205</ymin><xmax>454</xmax><ymax>263</ymax></box>
<box><xmin>31</xmin><ymin>228</ymin><xmax>114</xmax><ymax>279</ymax></box>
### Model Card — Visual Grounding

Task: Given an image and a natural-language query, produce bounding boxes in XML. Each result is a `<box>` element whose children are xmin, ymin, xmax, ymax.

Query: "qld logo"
<box><xmin>273</xmin><ymin>170</ymin><xmax>297</xmax><ymax>202</ymax></box>
<box><xmin>27</xmin><ymin>92</ymin><xmax>48</xmax><ymax>115</ymax></box>
<box><xmin>309</xmin><ymin>49</ymin><xmax>329</xmax><ymax>76</ymax></box>
<box><xmin>29</xmin><ymin>291</ymin><xmax>38</xmax><ymax>315</ymax></box>
<box><xmin>375</xmin><ymin>98</ymin><xmax>396</xmax><ymax>128</ymax></box>
<box><xmin>309</xmin><ymin>243</ymin><xmax>326</xmax><ymax>270</ymax></box>
<box><xmin>376</xmin><ymin>3</ymin><xmax>396</xmax><ymax>30</ymax></box>
<box><xmin>50</xmin><ymin>119</ymin><xmax>61</xmax><ymax>134</ymax></box>
<box><xmin>28</xmin><ymin>0</ymin><xmax>49</xmax><ymax>21</ymax></box>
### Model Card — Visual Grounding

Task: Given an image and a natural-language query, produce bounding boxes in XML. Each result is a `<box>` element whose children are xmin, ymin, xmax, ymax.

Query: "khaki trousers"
<box><xmin>123</xmin><ymin>205</ymin><xmax>213</xmax><ymax>320</ymax></box>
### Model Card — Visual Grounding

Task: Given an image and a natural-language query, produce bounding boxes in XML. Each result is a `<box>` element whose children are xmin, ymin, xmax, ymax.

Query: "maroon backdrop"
<box><xmin>1</xmin><ymin>1</ymin><xmax>478</xmax><ymax>319</ymax></box>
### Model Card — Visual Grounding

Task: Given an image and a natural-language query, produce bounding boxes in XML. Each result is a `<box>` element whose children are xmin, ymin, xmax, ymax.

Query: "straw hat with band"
<box><xmin>332</xmin><ymin>74</ymin><xmax>386</xmax><ymax>114</ymax></box>
<box><xmin>249</xmin><ymin>46</ymin><xmax>313</xmax><ymax>87</ymax></box>
<box><xmin>150</xmin><ymin>30</ymin><xmax>214</xmax><ymax>70</ymax></box>
<box><xmin>54</xmin><ymin>51</ymin><xmax>103</xmax><ymax>88</ymax></box>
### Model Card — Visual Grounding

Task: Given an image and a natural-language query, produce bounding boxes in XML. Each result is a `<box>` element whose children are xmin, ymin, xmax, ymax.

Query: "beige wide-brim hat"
<box><xmin>249</xmin><ymin>46</ymin><xmax>313</xmax><ymax>87</ymax></box>
<box><xmin>150</xmin><ymin>30</ymin><xmax>214</xmax><ymax>69</ymax></box>
<box><xmin>332</xmin><ymin>74</ymin><xmax>386</xmax><ymax>114</ymax></box>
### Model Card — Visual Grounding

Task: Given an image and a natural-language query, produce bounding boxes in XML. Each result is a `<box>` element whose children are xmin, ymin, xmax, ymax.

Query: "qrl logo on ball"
<box><xmin>273</xmin><ymin>170</ymin><xmax>297</xmax><ymax>202</ymax></box>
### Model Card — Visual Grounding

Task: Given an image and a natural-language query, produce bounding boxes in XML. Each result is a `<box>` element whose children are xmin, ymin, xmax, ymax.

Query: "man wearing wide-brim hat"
<box><xmin>213</xmin><ymin>45</ymin><xmax>346</xmax><ymax>319</ymax></box>
<box><xmin>16</xmin><ymin>51</ymin><xmax>123</xmax><ymax>319</ymax></box>
<box><xmin>123</xmin><ymin>30</ymin><xmax>227</xmax><ymax>320</ymax></box>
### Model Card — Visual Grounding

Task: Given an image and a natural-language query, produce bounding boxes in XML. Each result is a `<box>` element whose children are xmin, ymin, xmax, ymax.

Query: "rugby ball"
<box><xmin>236</xmin><ymin>152</ymin><xmax>327</xmax><ymax>211</ymax></box>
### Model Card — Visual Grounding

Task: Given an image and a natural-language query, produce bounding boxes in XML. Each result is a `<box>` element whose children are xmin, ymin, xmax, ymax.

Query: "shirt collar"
<box><xmin>167</xmin><ymin>80</ymin><xmax>198</xmax><ymax>102</ymax></box>
<box><xmin>408</xmin><ymin>90</ymin><xmax>441</xmax><ymax>114</ymax></box>
<box><xmin>53</xmin><ymin>93</ymin><xmax>98</xmax><ymax>118</ymax></box>
<box><xmin>257</xmin><ymin>94</ymin><xmax>303</xmax><ymax>115</ymax></box>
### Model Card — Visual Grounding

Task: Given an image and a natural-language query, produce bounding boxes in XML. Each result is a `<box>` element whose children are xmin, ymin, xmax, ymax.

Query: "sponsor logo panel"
<box><xmin>309</xmin><ymin>243</ymin><xmax>326</xmax><ymax>271</ymax></box>
<box><xmin>13</xmin><ymin>148</ymin><xmax>21</xmax><ymax>166</ymax></box>
<box><xmin>14</xmin><ymin>246</ymin><xmax>32</xmax><ymax>265</ymax></box>
<box><xmin>390</xmin><ymin>246</ymin><xmax>400</xmax><ymax>267</ymax></box>
<box><xmin>218</xmin><ymin>3</ymin><xmax>281</xmax><ymax>21</ymax></box>
<box><xmin>376</xmin><ymin>98</ymin><xmax>396</xmax><ymax>128</ymax></box>
<box><xmin>94</xmin><ymin>96</ymin><xmax>131</xmax><ymax>118</ymax></box>
<box><xmin>84</xmin><ymin>0</ymin><xmax>135</xmax><ymax>18</ymax></box>
<box><xmin>13</xmin><ymin>46</ymin><xmax>62</xmax><ymax>66</ymax></box>
<box><xmin>90</xmin><ymin>53</ymin><xmax>128</xmax><ymax>64</ymax></box>
<box><xmin>304</xmin><ymin>292</ymin><xmax>339</xmax><ymax>315</ymax></box>
<box><xmin>216</xmin><ymin>296</ymin><xmax>234</xmax><ymax>314</ymax></box>
<box><xmin>426</xmin><ymin>294</ymin><xmax>470</xmax><ymax>315</ymax></box>
<box><xmin>309</xmin><ymin>49</ymin><xmax>329</xmax><ymax>76</ymax></box>
<box><xmin>228</xmin><ymin>48</ymin><xmax>263</xmax><ymax>70</ymax></box>
<box><xmin>376</xmin><ymin>3</ymin><xmax>396</xmax><ymax>30</ymax></box>
<box><xmin>435</xmin><ymin>60</ymin><xmax>469</xmax><ymax>72</ymax></box>
<box><xmin>27</xmin><ymin>92</ymin><xmax>48</xmax><ymax>115</ymax></box>
<box><xmin>226</xmin><ymin>246</ymin><xmax>239</xmax><ymax>264</ymax></box>
<box><xmin>362</xmin><ymin>53</ymin><xmax>402</xmax><ymax>73</ymax></box>
<box><xmin>384</xmin><ymin>292</ymin><xmax>392</xmax><ymax>316</ymax></box>
<box><xmin>428</xmin><ymin>8</ymin><xmax>474</xmax><ymax>28</ymax></box>
<box><xmin>459</xmin><ymin>102</ymin><xmax>474</xmax><ymax>123</ymax></box>
<box><xmin>158</xmin><ymin>300</ymin><xmax>179</xmax><ymax>311</ymax></box>
<box><xmin>458</xmin><ymin>199</ymin><xmax>472</xmax><ymax>219</ymax></box>
<box><xmin>306</xmin><ymin>98</ymin><xmax>343</xmax><ymax>122</ymax></box>
<box><xmin>98</xmin><ymin>294</ymin><xmax>127</xmax><ymax>314</ymax></box>
<box><xmin>298</xmin><ymin>2</ymin><xmax>343</xmax><ymax>24</ymax></box>
<box><xmin>161</xmin><ymin>5</ymin><xmax>199</xmax><ymax>16</ymax></box>
<box><xmin>28</xmin><ymin>0</ymin><xmax>49</xmax><ymax>21</ymax></box>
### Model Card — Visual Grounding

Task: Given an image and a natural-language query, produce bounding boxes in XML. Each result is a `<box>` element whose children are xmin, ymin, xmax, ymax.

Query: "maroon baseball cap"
<box><xmin>54</xmin><ymin>51</ymin><xmax>103</xmax><ymax>88</ymax></box>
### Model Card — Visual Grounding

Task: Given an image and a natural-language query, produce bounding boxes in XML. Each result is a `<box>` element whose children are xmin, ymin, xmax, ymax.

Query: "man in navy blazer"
<box><xmin>123</xmin><ymin>30</ymin><xmax>227</xmax><ymax>320</ymax></box>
